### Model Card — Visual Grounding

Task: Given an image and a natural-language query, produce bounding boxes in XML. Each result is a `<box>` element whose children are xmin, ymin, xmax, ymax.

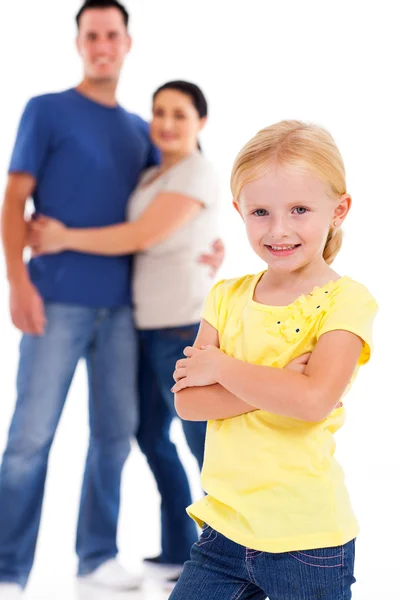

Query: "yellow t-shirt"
<box><xmin>187</xmin><ymin>272</ymin><xmax>378</xmax><ymax>553</ymax></box>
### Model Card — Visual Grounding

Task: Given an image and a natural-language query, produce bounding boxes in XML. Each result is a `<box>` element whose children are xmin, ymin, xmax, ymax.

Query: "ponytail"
<box><xmin>323</xmin><ymin>227</ymin><xmax>342</xmax><ymax>265</ymax></box>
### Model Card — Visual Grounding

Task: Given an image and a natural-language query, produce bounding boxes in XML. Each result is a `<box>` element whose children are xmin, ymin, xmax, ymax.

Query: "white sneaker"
<box><xmin>0</xmin><ymin>583</ymin><xmax>23</xmax><ymax>599</ymax></box>
<box><xmin>143</xmin><ymin>555</ymin><xmax>183</xmax><ymax>580</ymax></box>
<box><xmin>163</xmin><ymin>575</ymin><xmax>181</xmax><ymax>592</ymax></box>
<box><xmin>78</xmin><ymin>559</ymin><xmax>142</xmax><ymax>591</ymax></box>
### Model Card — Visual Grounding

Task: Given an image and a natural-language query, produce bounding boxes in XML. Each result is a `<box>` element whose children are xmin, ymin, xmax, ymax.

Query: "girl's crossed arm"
<box><xmin>173</xmin><ymin>323</ymin><xmax>363</xmax><ymax>423</ymax></box>
<box><xmin>174</xmin><ymin>319</ymin><xmax>257</xmax><ymax>421</ymax></box>
<box><xmin>174</xmin><ymin>319</ymin><xmax>311</xmax><ymax>422</ymax></box>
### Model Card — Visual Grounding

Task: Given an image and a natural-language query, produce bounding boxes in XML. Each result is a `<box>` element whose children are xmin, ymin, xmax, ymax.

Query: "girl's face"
<box><xmin>235</xmin><ymin>165</ymin><xmax>350</xmax><ymax>275</ymax></box>
<box><xmin>151</xmin><ymin>89</ymin><xmax>206</xmax><ymax>155</ymax></box>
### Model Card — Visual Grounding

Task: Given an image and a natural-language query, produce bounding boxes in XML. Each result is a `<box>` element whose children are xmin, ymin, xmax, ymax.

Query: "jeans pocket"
<box><xmin>288</xmin><ymin>545</ymin><xmax>344</xmax><ymax>568</ymax></box>
<box><xmin>195</xmin><ymin>524</ymin><xmax>218</xmax><ymax>547</ymax></box>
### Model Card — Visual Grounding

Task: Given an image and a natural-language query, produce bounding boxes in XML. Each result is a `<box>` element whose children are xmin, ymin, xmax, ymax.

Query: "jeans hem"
<box><xmin>0</xmin><ymin>576</ymin><xmax>24</xmax><ymax>588</ymax></box>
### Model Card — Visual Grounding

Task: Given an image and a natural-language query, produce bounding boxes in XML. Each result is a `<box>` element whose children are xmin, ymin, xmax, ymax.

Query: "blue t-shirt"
<box><xmin>9</xmin><ymin>88</ymin><xmax>159</xmax><ymax>307</ymax></box>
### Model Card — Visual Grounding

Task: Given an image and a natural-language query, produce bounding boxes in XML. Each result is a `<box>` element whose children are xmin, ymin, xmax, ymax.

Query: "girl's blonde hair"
<box><xmin>230</xmin><ymin>120</ymin><xmax>346</xmax><ymax>265</ymax></box>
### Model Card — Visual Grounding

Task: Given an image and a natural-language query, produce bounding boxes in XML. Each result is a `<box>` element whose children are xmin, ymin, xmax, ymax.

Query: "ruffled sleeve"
<box><xmin>316</xmin><ymin>280</ymin><xmax>378</xmax><ymax>365</ymax></box>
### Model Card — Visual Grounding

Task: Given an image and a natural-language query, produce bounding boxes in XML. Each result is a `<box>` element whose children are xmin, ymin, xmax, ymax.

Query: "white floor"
<box><xmin>15</xmin><ymin>417</ymin><xmax>197</xmax><ymax>600</ymax></box>
<box><xmin>15</xmin><ymin>450</ymin><xmax>400</xmax><ymax>600</ymax></box>
<box><xmin>0</xmin><ymin>359</ymin><xmax>399</xmax><ymax>599</ymax></box>
<box><xmin>24</xmin><ymin>580</ymin><xmax>170</xmax><ymax>600</ymax></box>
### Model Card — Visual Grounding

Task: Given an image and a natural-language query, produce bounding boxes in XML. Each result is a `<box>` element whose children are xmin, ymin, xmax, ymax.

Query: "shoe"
<box><xmin>143</xmin><ymin>555</ymin><xmax>183</xmax><ymax>580</ymax></box>
<box><xmin>78</xmin><ymin>559</ymin><xmax>142</xmax><ymax>591</ymax></box>
<box><xmin>0</xmin><ymin>583</ymin><xmax>23</xmax><ymax>599</ymax></box>
<box><xmin>163</xmin><ymin>575</ymin><xmax>181</xmax><ymax>592</ymax></box>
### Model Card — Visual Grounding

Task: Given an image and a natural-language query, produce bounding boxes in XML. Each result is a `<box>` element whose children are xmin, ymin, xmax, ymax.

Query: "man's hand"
<box><xmin>27</xmin><ymin>215</ymin><xmax>68</xmax><ymax>255</ymax></box>
<box><xmin>198</xmin><ymin>238</ymin><xmax>225</xmax><ymax>277</ymax></box>
<box><xmin>10</xmin><ymin>277</ymin><xmax>46</xmax><ymax>335</ymax></box>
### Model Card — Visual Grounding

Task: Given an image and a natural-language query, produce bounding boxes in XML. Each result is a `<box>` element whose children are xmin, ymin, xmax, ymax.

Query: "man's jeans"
<box><xmin>0</xmin><ymin>304</ymin><xmax>138</xmax><ymax>587</ymax></box>
<box><xmin>170</xmin><ymin>526</ymin><xmax>356</xmax><ymax>600</ymax></box>
<box><xmin>137</xmin><ymin>324</ymin><xmax>207</xmax><ymax>565</ymax></box>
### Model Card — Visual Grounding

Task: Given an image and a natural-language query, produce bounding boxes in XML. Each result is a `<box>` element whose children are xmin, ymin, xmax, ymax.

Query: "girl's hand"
<box><xmin>171</xmin><ymin>350</ymin><xmax>312</xmax><ymax>393</ymax></box>
<box><xmin>27</xmin><ymin>215</ymin><xmax>69</xmax><ymax>255</ymax></box>
<box><xmin>285</xmin><ymin>353</ymin><xmax>311</xmax><ymax>374</ymax></box>
<box><xmin>171</xmin><ymin>345</ymin><xmax>222</xmax><ymax>392</ymax></box>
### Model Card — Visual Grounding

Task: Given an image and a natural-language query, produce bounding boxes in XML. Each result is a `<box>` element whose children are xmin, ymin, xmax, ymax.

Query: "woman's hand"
<box><xmin>27</xmin><ymin>215</ymin><xmax>69</xmax><ymax>255</ymax></box>
<box><xmin>198</xmin><ymin>238</ymin><xmax>225</xmax><ymax>277</ymax></box>
<box><xmin>171</xmin><ymin>345</ymin><xmax>223</xmax><ymax>392</ymax></box>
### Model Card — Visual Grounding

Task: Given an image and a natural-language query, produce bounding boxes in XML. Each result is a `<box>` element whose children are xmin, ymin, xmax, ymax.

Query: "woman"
<box><xmin>29</xmin><ymin>81</ymin><xmax>221</xmax><ymax>585</ymax></box>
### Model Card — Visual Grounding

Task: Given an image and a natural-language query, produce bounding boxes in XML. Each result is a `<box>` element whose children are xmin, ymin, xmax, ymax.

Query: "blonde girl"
<box><xmin>169</xmin><ymin>121</ymin><xmax>377</xmax><ymax>600</ymax></box>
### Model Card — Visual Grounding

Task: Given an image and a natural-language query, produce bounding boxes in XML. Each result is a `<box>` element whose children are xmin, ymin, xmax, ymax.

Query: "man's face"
<box><xmin>76</xmin><ymin>7</ymin><xmax>132</xmax><ymax>83</ymax></box>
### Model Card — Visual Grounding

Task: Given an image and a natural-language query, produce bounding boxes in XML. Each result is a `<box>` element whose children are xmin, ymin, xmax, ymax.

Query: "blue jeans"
<box><xmin>0</xmin><ymin>304</ymin><xmax>138</xmax><ymax>587</ymax></box>
<box><xmin>137</xmin><ymin>324</ymin><xmax>207</xmax><ymax>565</ymax></box>
<box><xmin>170</xmin><ymin>526</ymin><xmax>356</xmax><ymax>600</ymax></box>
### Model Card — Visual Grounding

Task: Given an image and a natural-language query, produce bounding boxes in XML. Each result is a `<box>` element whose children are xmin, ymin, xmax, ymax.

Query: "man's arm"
<box><xmin>1</xmin><ymin>173</ymin><xmax>46</xmax><ymax>334</ymax></box>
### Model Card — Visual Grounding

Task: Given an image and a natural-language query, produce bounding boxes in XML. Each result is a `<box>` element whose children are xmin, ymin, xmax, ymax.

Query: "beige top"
<box><xmin>127</xmin><ymin>151</ymin><xmax>220</xmax><ymax>329</ymax></box>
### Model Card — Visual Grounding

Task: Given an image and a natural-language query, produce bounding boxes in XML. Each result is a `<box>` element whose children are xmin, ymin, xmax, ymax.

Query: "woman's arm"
<box><xmin>173</xmin><ymin>330</ymin><xmax>363</xmax><ymax>422</ymax></box>
<box><xmin>29</xmin><ymin>192</ymin><xmax>203</xmax><ymax>256</ymax></box>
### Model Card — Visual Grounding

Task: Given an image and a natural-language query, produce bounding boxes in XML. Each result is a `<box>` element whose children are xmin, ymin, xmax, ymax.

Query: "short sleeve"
<box><xmin>316</xmin><ymin>282</ymin><xmax>378</xmax><ymax>365</ymax></box>
<box><xmin>201</xmin><ymin>279</ymin><xmax>227</xmax><ymax>330</ymax></box>
<box><xmin>9</xmin><ymin>97</ymin><xmax>53</xmax><ymax>179</ymax></box>
<box><xmin>164</xmin><ymin>155</ymin><xmax>219</xmax><ymax>208</ymax></box>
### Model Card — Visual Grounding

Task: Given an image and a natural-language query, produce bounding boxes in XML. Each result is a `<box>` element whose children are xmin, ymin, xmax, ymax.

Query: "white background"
<box><xmin>0</xmin><ymin>1</ymin><xmax>398</xmax><ymax>599</ymax></box>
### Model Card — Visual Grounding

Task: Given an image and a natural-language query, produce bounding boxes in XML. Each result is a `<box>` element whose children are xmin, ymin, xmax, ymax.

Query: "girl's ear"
<box><xmin>333</xmin><ymin>193</ymin><xmax>351</xmax><ymax>226</ymax></box>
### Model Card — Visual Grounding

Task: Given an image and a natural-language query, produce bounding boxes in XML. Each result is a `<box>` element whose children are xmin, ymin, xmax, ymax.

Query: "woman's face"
<box><xmin>150</xmin><ymin>89</ymin><xmax>206</xmax><ymax>155</ymax></box>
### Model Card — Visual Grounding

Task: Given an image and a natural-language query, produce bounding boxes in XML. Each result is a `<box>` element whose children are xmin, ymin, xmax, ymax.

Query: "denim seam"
<box><xmin>288</xmin><ymin>553</ymin><xmax>343</xmax><ymax>568</ymax></box>
<box><xmin>245</xmin><ymin>548</ymin><xmax>258</xmax><ymax>585</ymax></box>
<box><xmin>196</xmin><ymin>528</ymin><xmax>218</xmax><ymax>547</ymax></box>
<box><xmin>341</xmin><ymin>544</ymin><xmax>345</xmax><ymax>598</ymax></box>
<box><xmin>294</xmin><ymin>550</ymin><xmax>343</xmax><ymax>559</ymax></box>
<box><xmin>231</xmin><ymin>582</ymin><xmax>251</xmax><ymax>600</ymax></box>
<box><xmin>246</xmin><ymin>550</ymin><xmax>263</xmax><ymax>557</ymax></box>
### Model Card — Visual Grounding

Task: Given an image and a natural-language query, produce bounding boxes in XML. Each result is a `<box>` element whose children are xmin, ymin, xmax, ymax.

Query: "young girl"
<box><xmin>169</xmin><ymin>120</ymin><xmax>378</xmax><ymax>599</ymax></box>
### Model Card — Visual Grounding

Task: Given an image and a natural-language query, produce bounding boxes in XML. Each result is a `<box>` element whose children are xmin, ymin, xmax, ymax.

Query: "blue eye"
<box><xmin>253</xmin><ymin>209</ymin><xmax>268</xmax><ymax>217</ymax></box>
<box><xmin>293</xmin><ymin>207</ymin><xmax>308</xmax><ymax>215</ymax></box>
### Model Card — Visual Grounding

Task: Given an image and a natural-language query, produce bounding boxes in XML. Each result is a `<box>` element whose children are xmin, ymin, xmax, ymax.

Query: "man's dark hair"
<box><xmin>76</xmin><ymin>0</ymin><xmax>129</xmax><ymax>28</ymax></box>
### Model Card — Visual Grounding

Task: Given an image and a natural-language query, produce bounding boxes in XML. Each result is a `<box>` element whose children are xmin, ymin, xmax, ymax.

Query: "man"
<box><xmin>0</xmin><ymin>1</ymin><xmax>224</xmax><ymax>597</ymax></box>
